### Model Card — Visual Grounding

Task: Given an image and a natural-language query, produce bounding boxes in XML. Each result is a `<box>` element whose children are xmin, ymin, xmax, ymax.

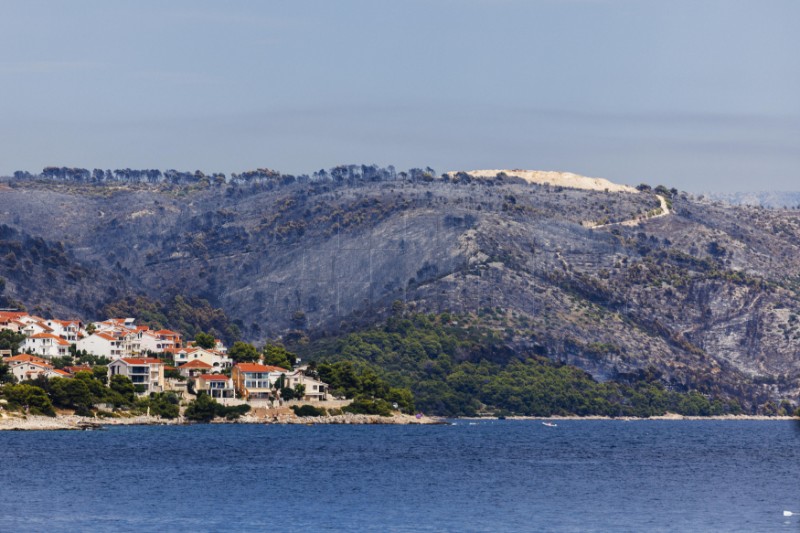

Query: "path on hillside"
<box><xmin>589</xmin><ymin>194</ymin><xmax>671</xmax><ymax>230</ymax></box>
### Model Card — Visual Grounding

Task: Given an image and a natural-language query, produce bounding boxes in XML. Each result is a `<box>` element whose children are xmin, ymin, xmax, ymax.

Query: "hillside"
<box><xmin>1</xmin><ymin>166</ymin><xmax>800</xmax><ymax>411</ymax></box>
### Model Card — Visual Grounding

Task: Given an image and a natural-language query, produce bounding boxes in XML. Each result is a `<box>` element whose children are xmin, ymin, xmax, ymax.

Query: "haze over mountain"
<box><xmin>2</xmin><ymin>165</ymin><xmax>799</xmax><ymax>411</ymax></box>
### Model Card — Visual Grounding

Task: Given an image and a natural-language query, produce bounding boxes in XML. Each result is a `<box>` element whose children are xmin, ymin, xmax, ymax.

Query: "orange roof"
<box><xmin>199</xmin><ymin>374</ymin><xmax>230</xmax><ymax>381</ymax></box>
<box><xmin>235</xmin><ymin>363</ymin><xmax>286</xmax><ymax>373</ymax></box>
<box><xmin>51</xmin><ymin>369</ymin><xmax>72</xmax><ymax>377</ymax></box>
<box><xmin>94</xmin><ymin>332</ymin><xmax>118</xmax><ymax>341</ymax></box>
<box><xmin>179</xmin><ymin>360</ymin><xmax>212</xmax><ymax>369</ymax></box>
<box><xmin>29</xmin><ymin>332</ymin><xmax>70</xmax><ymax>345</ymax></box>
<box><xmin>0</xmin><ymin>311</ymin><xmax>27</xmax><ymax>321</ymax></box>
<box><xmin>51</xmin><ymin>319</ymin><xmax>80</xmax><ymax>327</ymax></box>
<box><xmin>65</xmin><ymin>365</ymin><xmax>93</xmax><ymax>374</ymax></box>
<box><xmin>154</xmin><ymin>329</ymin><xmax>179</xmax><ymax>336</ymax></box>
<box><xmin>119</xmin><ymin>357</ymin><xmax>163</xmax><ymax>365</ymax></box>
<box><xmin>4</xmin><ymin>354</ymin><xmax>47</xmax><ymax>364</ymax></box>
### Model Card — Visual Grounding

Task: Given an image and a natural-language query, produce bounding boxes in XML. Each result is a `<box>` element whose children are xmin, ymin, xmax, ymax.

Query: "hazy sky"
<box><xmin>1</xmin><ymin>0</ymin><xmax>798</xmax><ymax>192</ymax></box>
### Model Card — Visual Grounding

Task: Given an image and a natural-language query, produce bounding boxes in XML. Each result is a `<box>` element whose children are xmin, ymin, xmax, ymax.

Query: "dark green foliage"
<box><xmin>306</xmin><ymin>313</ymin><xmax>740</xmax><ymax>417</ymax></box>
<box><xmin>228</xmin><ymin>341</ymin><xmax>259</xmax><ymax>363</ymax></box>
<box><xmin>0</xmin><ymin>383</ymin><xmax>56</xmax><ymax>416</ymax></box>
<box><xmin>33</xmin><ymin>371</ymin><xmax>135</xmax><ymax>412</ymax></box>
<box><xmin>184</xmin><ymin>392</ymin><xmax>251</xmax><ymax>422</ymax></box>
<box><xmin>92</xmin><ymin>365</ymin><xmax>108</xmax><ymax>384</ymax></box>
<box><xmin>109</xmin><ymin>375</ymin><xmax>136</xmax><ymax>403</ymax></box>
<box><xmin>138</xmin><ymin>393</ymin><xmax>180</xmax><ymax>419</ymax></box>
<box><xmin>0</xmin><ymin>361</ymin><xmax>12</xmax><ymax>383</ymax></box>
<box><xmin>164</xmin><ymin>368</ymin><xmax>183</xmax><ymax>380</ymax></box>
<box><xmin>0</xmin><ymin>329</ymin><xmax>26</xmax><ymax>355</ymax></box>
<box><xmin>291</xmin><ymin>404</ymin><xmax>327</xmax><ymax>417</ymax></box>
<box><xmin>184</xmin><ymin>392</ymin><xmax>217</xmax><ymax>422</ymax></box>
<box><xmin>316</xmin><ymin>360</ymin><xmax>413</xmax><ymax>413</ymax></box>
<box><xmin>194</xmin><ymin>332</ymin><xmax>216</xmax><ymax>349</ymax></box>
<box><xmin>103</xmin><ymin>295</ymin><xmax>241</xmax><ymax>345</ymax></box>
<box><xmin>343</xmin><ymin>397</ymin><xmax>394</xmax><ymax>416</ymax></box>
<box><xmin>49</xmin><ymin>356</ymin><xmax>75</xmax><ymax>369</ymax></box>
<box><xmin>262</xmin><ymin>343</ymin><xmax>295</xmax><ymax>369</ymax></box>
<box><xmin>48</xmin><ymin>377</ymin><xmax>93</xmax><ymax>409</ymax></box>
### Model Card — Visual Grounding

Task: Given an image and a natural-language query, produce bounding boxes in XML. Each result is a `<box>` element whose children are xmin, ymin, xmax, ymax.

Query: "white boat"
<box><xmin>542</xmin><ymin>422</ymin><xmax>557</xmax><ymax>427</ymax></box>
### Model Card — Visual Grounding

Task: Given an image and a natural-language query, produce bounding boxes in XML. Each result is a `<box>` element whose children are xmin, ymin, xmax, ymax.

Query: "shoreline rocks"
<box><xmin>0</xmin><ymin>412</ymin><xmax>444</xmax><ymax>430</ymax></box>
<box><xmin>3</xmin><ymin>412</ymin><xmax>795</xmax><ymax>431</ymax></box>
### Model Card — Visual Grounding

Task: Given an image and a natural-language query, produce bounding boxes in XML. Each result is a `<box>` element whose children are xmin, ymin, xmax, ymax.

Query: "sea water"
<box><xmin>0</xmin><ymin>420</ymin><xmax>798</xmax><ymax>532</ymax></box>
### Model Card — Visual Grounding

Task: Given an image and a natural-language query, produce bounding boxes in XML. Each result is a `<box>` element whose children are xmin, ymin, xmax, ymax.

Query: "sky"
<box><xmin>1</xmin><ymin>0</ymin><xmax>798</xmax><ymax>192</ymax></box>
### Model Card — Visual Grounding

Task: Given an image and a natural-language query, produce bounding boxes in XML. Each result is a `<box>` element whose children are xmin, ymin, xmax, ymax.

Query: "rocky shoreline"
<box><xmin>2</xmin><ymin>412</ymin><xmax>797</xmax><ymax>431</ymax></box>
<box><xmin>0</xmin><ymin>412</ymin><xmax>445</xmax><ymax>431</ymax></box>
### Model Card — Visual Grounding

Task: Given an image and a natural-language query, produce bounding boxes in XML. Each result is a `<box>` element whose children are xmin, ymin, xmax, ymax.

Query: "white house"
<box><xmin>178</xmin><ymin>359</ymin><xmax>212</xmax><ymax>379</ymax></box>
<box><xmin>170</xmin><ymin>347</ymin><xmax>232</xmax><ymax>372</ymax></box>
<box><xmin>22</xmin><ymin>333</ymin><xmax>71</xmax><ymax>359</ymax></box>
<box><xmin>77</xmin><ymin>332</ymin><xmax>125</xmax><ymax>359</ymax></box>
<box><xmin>283</xmin><ymin>369</ymin><xmax>329</xmax><ymax>401</ymax></box>
<box><xmin>43</xmin><ymin>319</ymin><xmax>83</xmax><ymax>343</ymax></box>
<box><xmin>108</xmin><ymin>357</ymin><xmax>165</xmax><ymax>395</ymax></box>
<box><xmin>139</xmin><ymin>331</ymin><xmax>176</xmax><ymax>353</ymax></box>
<box><xmin>7</xmin><ymin>358</ymin><xmax>71</xmax><ymax>381</ymax></box>
<box><xmin>20</xmin><ymin>321</ymin><xmax>54</xmax><ymax>338</ymax></box>
<box><xmin>196</xmin><ymin>374</ymin><xmax>236</xmax><ymax>399</ymax></box>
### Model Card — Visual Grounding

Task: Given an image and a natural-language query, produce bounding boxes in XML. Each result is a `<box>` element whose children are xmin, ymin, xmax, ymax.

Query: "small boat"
<box><xmin>542</xmin><ymin>422</ymin><xmax>557</xmax><ymax>427</ymax></box>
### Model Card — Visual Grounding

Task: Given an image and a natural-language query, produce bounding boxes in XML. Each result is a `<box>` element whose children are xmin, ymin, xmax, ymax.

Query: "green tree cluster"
<box><xmin>228</xmin><ymin>341</ymin><xmax>259</xmax><ymax>362</ymax></box>
<box><xmin>262</xmin><ymin>343</ymin><xmax>295</xmax><ymax>369</ymax></box>
<box><xmin>0</xmin><ymin>383</ymin><xmax>56</xmax><ymax>416</ymax></box>
<box><xmin>137</xmin><ymin>392</ymin><xmax>180</xmax><ymax>419</ymax></box>
<box><xmin>304</xmin><ymin>313</ymin><xmax>741</xmax><ymax>417</ymax></box>
<box><xmin>317</xmin><ymin>360</ymin><xmax>414</xmax><ymax>414</ymax></box>
<box><xmin>184</xmin><ymin>392</ymin><xmax>251</xmax><ymax>422</ymax></box>
<box><xmin>0</xmin><ymin>329</ymin><xmax>26</xmax><ymax>355</ymax></box>
<box><xmin>291</xmin><ymin>404</ymin><xmax>327</xmax><ymax>417</ymax></box>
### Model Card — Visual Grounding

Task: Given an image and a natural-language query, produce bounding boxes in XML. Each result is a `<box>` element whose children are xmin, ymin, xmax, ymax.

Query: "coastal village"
<box><xmin>0</xmin><ymin>310</ymin><xmax>426</xmax><ymax>428</ymax></box>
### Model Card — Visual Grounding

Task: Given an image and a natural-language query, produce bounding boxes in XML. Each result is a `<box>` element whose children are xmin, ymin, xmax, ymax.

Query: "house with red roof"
<box><xmin>170</xmin><ymin>347</ymin><xmax>232</xmax><ymax>371</ymax></box>
<box><xmin>22</xmin><ymin>332</ymin><xmax>71</xmax><ymax>358</ymax></box>
<box><xmin>178</xmin><ymin>359</ymin><xmax>213</xmax><ymax>379</ymax></box>
<box><xmin>3</xmin><ymin>353</ymin><xmax>48</xmax><ymax>366</ymax></box>
<box><xmin>44</xmin><ymin>319</ymin><xmax>83</xmax><ymax>343</ymax></box>
<box><xmin>231</xmin><ymin>363</ymin><xmax>288</xmax><ymax>400</ymax></box>
<box><xmin>140</xmin><ymin>330</ymin><xmax>178</xmax><ymax>353</ymax></box>
<box><xmin>77</xmin><ymin>332</ymin><xmax>125</xmax><ymax>359</ymax></box>
<box><xmin>7</xmin><ymin>359</ymin><xmax>73</xmax><ymax>382</ymax></box>
<box><xmin>0</xmin><ymin>311</ymin><xmax>29</xmax><ymax>332</ymax></box>
<box><xmin>196</xmin><ymin>374</ymin><xmax>236</xmax><ymax>399</ymax></box>
<box><xmin>108</xmin><ymin>357</ymin><xmax>165</xmax><ymax>395</ymax></box>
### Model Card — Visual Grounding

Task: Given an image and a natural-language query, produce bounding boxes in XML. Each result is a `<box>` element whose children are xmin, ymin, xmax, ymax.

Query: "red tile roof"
<box><xmin>120</xmin><ymin>357</ymin><xmax>163</xmax><ymax>365</ymax></box>
<box><xmin>235</xmin><ymin>363</ymin><xmax>287</xmax><ymax>373</ymax></box>
<box><xmin>65</xmin><ymin>365</ymin><xmax>93</xmax><ymax>374</ymax></box>
<box><xmin>199</xmin><ymin>374</ymin><xmax>230</xmax><ymax>381</ymax></box>
<box><xmin>29</xmin><ymin>332</ymin><xmax>70</xmax><ymax>345</ymax></box>
<box><xmin>4</xmin><ymin>354</ymin><xmax>47</xmax><ymax>364</ymax></box>
<box><xmin>0</xmin><ymin>311</ymin><xmax>27</xmax><ymax>321</ymax></box>
<box><xmin>179</xmin><ymin>360</ymin><xmax>212</xmax><ymax>369</ymax></box>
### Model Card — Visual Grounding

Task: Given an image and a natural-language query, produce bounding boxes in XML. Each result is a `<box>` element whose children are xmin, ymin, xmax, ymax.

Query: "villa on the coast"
<box><xmin>196</xmin><ymin>374</ymin><xmax>236</xmax><ymax>399</ymax></box>
<box><xmin>108</xmin><ymin>358</ymin><xmax>165</xmax><ymax>395</ymax></box>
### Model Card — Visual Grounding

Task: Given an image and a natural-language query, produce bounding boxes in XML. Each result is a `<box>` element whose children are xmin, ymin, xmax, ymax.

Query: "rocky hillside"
<box><xmin>1</xmin><ymin>166</ymin><xmax>799</xmax><ymax>410</ymax></box>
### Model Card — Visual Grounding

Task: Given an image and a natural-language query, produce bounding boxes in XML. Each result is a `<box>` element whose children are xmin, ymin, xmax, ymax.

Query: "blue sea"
<box><xmin>1</xmin><ymin>420</ymin><xmax>798</xmax><ymax>532</ymax></box>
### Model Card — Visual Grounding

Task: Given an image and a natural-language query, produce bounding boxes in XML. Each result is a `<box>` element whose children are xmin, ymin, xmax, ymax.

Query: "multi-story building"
<box><xmin>22</xmin><ymin>333</ymin><xmax>71</xmax><ymax>359</ymax></box>
<box><xmin>196</xmin><ymin>374</ymin><xmax>236</xmax><ymax>399</ymax></box>
<box><xmin>108</xmin><ymin>357</ymin><xmax>165</xmax><ymax>395</ymax></box>
<box><xmin>231</xmin><ymin>363</ymin><xmax>286</xmax><ymax>400</ymax></box>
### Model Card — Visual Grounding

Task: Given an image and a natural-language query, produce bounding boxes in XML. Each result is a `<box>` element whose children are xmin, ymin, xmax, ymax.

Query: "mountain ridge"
<box><xmin>2</xmin><ymin>165</ymin><xmax>799</xmax><ymax>411</ymax></box>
